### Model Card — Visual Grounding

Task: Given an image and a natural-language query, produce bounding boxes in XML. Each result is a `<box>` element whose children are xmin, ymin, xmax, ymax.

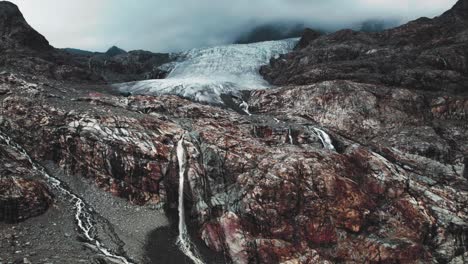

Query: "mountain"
<box><xmin>234</xmin><ymin>20</ymin><xmax>398</xmax><ymax>45</ymax></box>
<box><xmin>0</xmin><ymin>1</ymin><xmax>51</xmax><ymax>51</ymax></box>
<box><xmin>0</xmin><ymin>2</ymin><xmax>171</xmax><ymax>83</ymax></box>
<box><xmin>105</xmin><ymin>45</ymin><xmax>127</xmax><ymax>57</ymax></box>
<box><xmin>0</xmin><ymin>1</ymin><xmax>467</xmax><ymax>263</ymax></box>
<box><xmin>62</xmin><ymin>47</ymin><xmax>97</xmax><ymax>56</ymax></box>
<box><xmin>446</xmin><ymin>0</ymin><xmax>468</xmax><ymax>18</ymax></box>
<box><xmin>358</xmin><ymin>19</ymin><xmax>399</xmax><ymax>32</ymax></box>
<box><xmin>234</xmin><ymin>23</ymin><xmax>307</xmax><ymax>44</ymax></box>
<box><xmin>261</xmin><ymin>0</ymin><xmax>468</xmax><ymax>94</ymax></box>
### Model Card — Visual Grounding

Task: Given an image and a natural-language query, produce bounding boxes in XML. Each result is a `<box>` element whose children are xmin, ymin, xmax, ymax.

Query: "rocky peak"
<box><xmin>105</xmin><ymin>46</ymin><xmax>127</xmax><ymax>57</ymax></box>
<box><xmin>0</xmin><ymin>1</ymin><xmax>51</xmax><ymax>51</ymax></box>
<box><xmin>453</xmin><ymin>0</ymin><xmax>468</xmax><ymax>12</ymax></box>
<box><xmin>295</xmin><ymin>28</ymin><xmax>322</xmax><ymax>50</ymax></box>
<box><xmin>442</xmin><ymin>0</ymin><xmax>468</xmax><ymax>19</ymax></box>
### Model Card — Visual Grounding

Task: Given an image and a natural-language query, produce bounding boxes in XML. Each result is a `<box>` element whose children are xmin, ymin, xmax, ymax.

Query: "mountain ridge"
<box><xmin>260</xmin><ymin>0</ymin><xmax>468</xmax><ymax>94</ymax></box>
<box><xmin>0</xmin><ymin>1</ymin><xmax>51</xmax><ymax>51</ymax></box>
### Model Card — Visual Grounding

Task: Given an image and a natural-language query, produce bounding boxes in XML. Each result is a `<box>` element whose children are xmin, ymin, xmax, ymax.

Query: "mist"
<box><xmin>10</xmin><ymin>0</ymin><xmax>458</xmax><ymax>53</ymax></box>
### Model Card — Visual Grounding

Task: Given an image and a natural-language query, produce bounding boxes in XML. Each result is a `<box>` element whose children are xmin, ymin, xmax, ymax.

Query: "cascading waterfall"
<box><xmin>240</xmin><ymin>101</ymin><xmax>252</xmax><ymax>116</ymax></box>
<box><xmin>115</xmin><ymin>38</ymin><xmax>299</xmax><ymax>104</ymax></box>
<box><xmin>288</xmin><ymin>128</ymin><xmax>294</xmax><ymax>145</ymax></box>
<box><xmin>0</xmin><ymin>131</ymin><xmax>132</xmax><ymax>264</ymax></box>
<box><xmin>176</xmin><ymin>136</ymin><xmax>205</xmax><ymax>264</ymax></box>
<box><xmin>313</xmin><ymin>128</ymin><xmax>336</xmax><ymax>151</ymax></box>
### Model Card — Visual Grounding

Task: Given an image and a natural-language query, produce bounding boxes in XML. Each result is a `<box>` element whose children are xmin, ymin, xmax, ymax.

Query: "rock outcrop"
<box><xmin>1</xmin><ymin>71</ymin><xmax>466</xmax><ymax>263</ymax></box>
<box><xmin>0</xmin><ymin>1</ymin><xmax>51</xmax><ymax>52</ymax></box>
<box><xmin>260</xmin><ymin>0</ymin><xmax>468</xmax><ymax>94</ymax></box>
<box><xmin>64</xmin><ymin>45</ymin><xmax>172</xmax><ymax>83</ymax></box>
<box><xmin>84</xmin><ymin>49</ymin><xmax>172</xmax><ymax>83</ymax></box>
<box><xmin>0</xmin><ymin>133</ymin><xmax>53</xmax><ymax>223</ymax></box>
<box><xmin>0</xmin><ymin>177</ymin><xmax>53</xmax><ymax>223</ymax></box>
<box><xmin>105</xmin><ymin>46</ymin><xmax>127</xmax><ymax>57</ymax></box>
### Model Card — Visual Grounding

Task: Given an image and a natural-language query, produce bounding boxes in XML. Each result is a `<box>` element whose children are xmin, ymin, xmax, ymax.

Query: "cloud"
<box><xmin>9</xmin><ymin>0</ymin><xmax>458</xmax><ymax>52</ymax></box>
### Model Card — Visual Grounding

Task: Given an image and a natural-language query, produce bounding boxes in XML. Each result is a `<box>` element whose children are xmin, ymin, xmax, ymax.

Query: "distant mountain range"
<box><xmin>234</xmin><ymin>19</ymin><xmax>400</xmax><ymax>44</ymax></box>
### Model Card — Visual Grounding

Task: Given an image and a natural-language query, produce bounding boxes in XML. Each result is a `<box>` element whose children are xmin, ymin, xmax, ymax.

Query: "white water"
<box><xmin>176</xmin><ymin>136</ymin><xmax>205</xmax><ymax>264</ymax></box>
<box><xmin>313</xmin><ymin>128</ymin><xmax>336</xmax><ymax>151</ymax></box>
<box><xmin>240</xmin><ymin>101</ymin><xmax>252</xmax><ymax>116</ymax></box>
<box><xmin>288</xmin><ymin>128</ymin><xmax>294</xmax><ymax>145</ymax></box>
<box><xmin>115</xmin><ymin>38</ymin><xmax>298</xmax><ymax>104</ymax></box>
<box><xmin>0</xmin><ymin>131</ymin><xmax>132</xmax><ymax>264</ymax></box>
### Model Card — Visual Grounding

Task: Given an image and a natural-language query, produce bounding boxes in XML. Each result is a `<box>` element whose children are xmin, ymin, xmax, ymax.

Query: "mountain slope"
<box><xmin>260</xmin><ymin>0</ymin><xmax>468</xmax><ymax>94</ymax></box>
<box><xmin>0</xmin><ymin>1</ymin><xmax>51</xmax><ymax>51</ymax></box>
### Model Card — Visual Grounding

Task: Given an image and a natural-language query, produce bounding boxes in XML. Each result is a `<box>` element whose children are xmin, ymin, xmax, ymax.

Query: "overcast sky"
<box><xmin>9</xmin><ymin>0</ymin><xmax>458</xmax><ymax>53</ymax></box>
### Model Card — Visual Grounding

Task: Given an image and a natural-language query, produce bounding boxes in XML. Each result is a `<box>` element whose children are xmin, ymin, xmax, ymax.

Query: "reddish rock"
<box><xmin>0</xmin><ymin>177</ymin><xmax>53</xmax><ymax>223</ymax></box>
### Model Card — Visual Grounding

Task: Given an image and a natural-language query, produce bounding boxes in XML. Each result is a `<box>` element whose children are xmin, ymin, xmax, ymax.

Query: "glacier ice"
<box><xmin>114</xmin><ymin>38</ymin><xmax>298</xmax><ymax>104</ymax></box>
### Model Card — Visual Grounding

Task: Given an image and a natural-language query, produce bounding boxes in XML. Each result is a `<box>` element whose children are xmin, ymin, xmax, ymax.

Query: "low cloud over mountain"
<box><xmin>9</xmin><ymin>0</ymin><xmax>457</xmax><ymax>52</ymax></box>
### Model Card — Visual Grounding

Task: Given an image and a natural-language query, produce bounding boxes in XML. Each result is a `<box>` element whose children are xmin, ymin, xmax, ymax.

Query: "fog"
<box><xmin>10</xmin><ymin>0</ymin><xmax>458</xmax><ymax>52</ymax></box>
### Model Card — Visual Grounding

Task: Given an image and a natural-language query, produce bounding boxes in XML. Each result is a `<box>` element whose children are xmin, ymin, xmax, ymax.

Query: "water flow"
<box><xmin>313</xmin><ymin>128</ymin><xmax>336</xmax><ymax>151</ymax></box>
<box><xmin>0</xmin><ymin>131</ymin><xmax>132</xmax><ymax>264</ymax></box>
<box><xmin>240</xmin><ymin>101</ymin><xmax>252</xmax><ymax>116</ymax></box>
<box><xmin>288</xmin><ymin>128</ymin><xmax>294</xmax><ymax>145</ymax></box>
<box><xmin>115</xmin><ymin>38</ymin><xmax>298</xmax><ymax>104</ymax></box>
<box><xmin>176</xmin><ymin>136</ymin><xmax>205</xmax><ymax>264</ymax></box>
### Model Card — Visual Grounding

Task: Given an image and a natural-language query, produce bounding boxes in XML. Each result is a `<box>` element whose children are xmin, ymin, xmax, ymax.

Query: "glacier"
<box><xmin>113</xmin><ymin>38</ymin><xmax>299</xmax><ymax>104</ymax></box>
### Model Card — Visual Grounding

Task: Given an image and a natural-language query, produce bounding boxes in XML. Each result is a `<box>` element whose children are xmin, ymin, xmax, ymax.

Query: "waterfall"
<box><xmin>288</xmin><ymin>128</ymin><xmax>294</xmax><ymax>145</ymax></box>
<box><xmin>0</xmin><ymin>131</ymin><xmax>132</xmax><ymax>264</ymax></box>
<box><xmin>240</xmin><ymin>101</ymin><xmax>252</xmax><ymax>116</ymax></box>
<box><xmin>313</xmin><ymin>128</ymin><xmax>336</xmax><ymax>151</ymax></box>
<box><xmin>115</xmin><ymin>38</ymin><xmax>299</xmax><ymax>104</ymax></box>
<box><xmin>176</xmin><ymin>136</ymin><xmax>205</xmax><ymax>264</ymax></box>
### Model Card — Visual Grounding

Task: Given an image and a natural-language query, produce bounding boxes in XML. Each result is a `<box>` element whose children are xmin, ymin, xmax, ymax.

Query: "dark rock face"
<box><xmin>62</xmin><ymin>48</ymin><xmax>96</xmax><ymax>56</ymax></box>
<box><xmin>65</xmin><ymin>48</ymin><xmax>172</xmax><ymax>83</ymax></box>
<box><xmin>235</xmin><ymin>23</ymin><xmax>307</xmax><ymax>44</ymax></box>
<box><xmin>90</xmin><ymin>50</ymin><xmax>171</xmax><ymax>83</ymax></box>
<box><xmin>260</xmin><ymin>1</ymin><xmax>468</xmax><ymax>94</ymax></box>
<box><xmin>448</xmin><ymin>0</ymin><xmax>468</xmax><ymax>18</ymax></box>
<box><xmin>0</xmin><ymin>1</ymin><xmax>51</xmax><ymax>52</ymax></box>
<box><xmin>359</xmin><ymin>19</ymin><xmax>399</xmax><ymax>33</ymax></box>
<box><xmin>105</xmin><ymin>46</ymin><xmax>127</xmax><ymax>57</ymax></box>
<box><xmin>0</xmin><ymin>178</ymin><xmax>53</xmax><ymax>223</ymax></box>
<box><xmin>294</xmin><ymin>28</ymin><xmax>322</xmax><ymax>50</ymax></box>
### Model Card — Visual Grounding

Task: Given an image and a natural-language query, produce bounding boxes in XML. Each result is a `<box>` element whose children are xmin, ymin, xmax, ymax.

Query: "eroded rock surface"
<box><xmin>0</xmin><ymin>136</ymin><xmax>53</xmax><ymax>223</ymax></box>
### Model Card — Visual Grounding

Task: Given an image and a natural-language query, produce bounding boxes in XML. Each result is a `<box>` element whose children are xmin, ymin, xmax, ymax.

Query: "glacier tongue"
<box><xmin>114</xmin><ymin>38</ymin><xmax>298</xmax><ymax>104</ymax></box>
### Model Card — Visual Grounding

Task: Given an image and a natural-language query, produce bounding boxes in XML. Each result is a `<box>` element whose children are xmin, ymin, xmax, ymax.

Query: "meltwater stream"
<box><xmin>313</xmin><ymin>128</ymin><xmax>336</xmax><ymax>151</ymax></box>
<box><xmin>0</xmin><ymin>131</ymin><xmax>133</xmax><ymax>264</ymax></box>
<box><xmin>115</xmin><ymin>38</ymin><xmax>298</xmax><ymax>104</ymax></box>
<box><xmin>176</xmin><ymin>136</ymin><xmax>205</xmax><ymax>264</ymax></box>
